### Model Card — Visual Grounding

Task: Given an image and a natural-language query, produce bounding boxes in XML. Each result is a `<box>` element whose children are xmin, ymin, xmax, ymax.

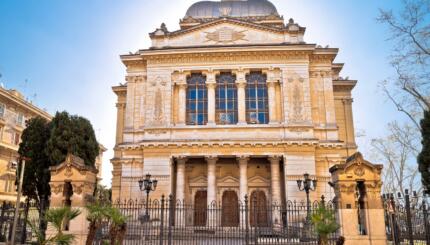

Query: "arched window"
<box><xmin>246</xmin><ymin>72</ymin><xmax>269</xmax><ymax>124</ymax></box>
<box><xmin>216</xmin><ymin>72</ymin><xmax>238</xmax><ymax>124</ymax></box>
<box><xmin>186</xmin><ymin>73</ymin><xmax>207</xmax><ymax>125</ymax></box>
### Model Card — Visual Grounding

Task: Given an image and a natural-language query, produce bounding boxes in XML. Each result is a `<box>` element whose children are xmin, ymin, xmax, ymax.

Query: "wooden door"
<box><xmin>221</xmin><ymin>191</ymin><xmax>239</xmax><ymax>227</ymax></box>
<box><xmin>250</xmin><ymin>190</ymin><xmax>268</xmax><ymax>227</ymax></box>
<box><xmin>194</xmin><ymin>190</ymin><xmax>207</xmax><ymax>226</ymax></box>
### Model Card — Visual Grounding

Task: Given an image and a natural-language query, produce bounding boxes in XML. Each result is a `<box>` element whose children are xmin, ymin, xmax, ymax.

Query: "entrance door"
<box><xmin>194</xmin><ymin>190</ymin><xmax>207</xmax><ymax>226</ymax></box>
<box><xmin>250</xmin><ymin>190</ymin><xmax>268</xmax><ymax>227</ymax></box>
<box><xmin>221</xmin><ymin>191</ymin><xmax>239</xmax><ymax>227</ymax></box>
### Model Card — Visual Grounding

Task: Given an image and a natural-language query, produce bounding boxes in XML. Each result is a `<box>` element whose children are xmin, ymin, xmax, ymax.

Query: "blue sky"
<box><xmin>0</xmin><ymin>0</ymin><xmax>405</xmax><ymax>186</ymax></box>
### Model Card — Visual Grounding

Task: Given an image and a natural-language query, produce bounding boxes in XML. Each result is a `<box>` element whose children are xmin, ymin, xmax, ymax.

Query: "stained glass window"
<box><xmin>186</xmin><ymin>73</ymin><xmax>207</xmax><ymax>125</ymax></box>
<box><xmin>246</xmin><ymin>72</ymin><xmax>269</xmax><ymax>124</ymax></box>
<box><xmin>216</xmin><ymin>72</ymin><xmax>238</xmax><ymax>125</ymax></box>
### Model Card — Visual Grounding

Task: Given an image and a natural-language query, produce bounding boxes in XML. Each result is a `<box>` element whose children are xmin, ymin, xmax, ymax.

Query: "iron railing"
<box><xmin>94</xmin><ymin>195</ymin><xmax>339</xmax><ymax>245</ymax></box>
<box><xmin>0</xmin><ymin>201</ymin><xmax>40</xmax><ymax>244</ymax></box>
<box><xmin>383</xmin><ymin>189</ymin><xmax>430</xmax><ymax>245</ymax></box>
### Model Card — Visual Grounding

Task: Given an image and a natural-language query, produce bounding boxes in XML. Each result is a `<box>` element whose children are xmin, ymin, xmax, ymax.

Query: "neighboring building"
<box><xmin>112</xmin><ymin>0</ymin><xmax>358</xmax><ymax>218</ymax></box>
<box><xmin>0</xmin><ymin>86</ymin><xmax>107</xmax><ymax>202</ymax></box>
<box><xmin>0</xmin><ymin>88</ymin><xmax>51</xmax><ymax>202</ymax></box>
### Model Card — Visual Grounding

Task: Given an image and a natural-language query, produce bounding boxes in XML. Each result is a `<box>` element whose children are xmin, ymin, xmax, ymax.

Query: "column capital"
<box><xmin>205</xmin><ymin>156</ymin><xmax>218</xmax><ymax>164</ymax></box>
<box><xmin>233</xmin><ymin>69</ymin><xmax>249</xmax><ymax>81</ymax></box>
<box><xmin>175</xmin><ymin>156</ymin><xmax>188</xmax><ymax>165</ymax></box>
<box><xmin>206</xmin><ymin>82</ymin><xmax>217</xmax><ymax>89</ymax></box>
<box><xmin>237</xmin><ymin>155</ymin><xmax>250</xmax><ymax>164</ymax></box>
<box><xmin>268</xmin><ymin>155</ymin><xmax>281</xmax><ymax>163</ymax></box>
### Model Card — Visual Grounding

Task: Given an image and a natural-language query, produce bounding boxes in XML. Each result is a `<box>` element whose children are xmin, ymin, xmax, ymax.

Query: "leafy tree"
<box><xmin>85</xmin><ymin>202</ymin><xmax>109</xmax><ymax>245</ymax></box>
<box><xmin>418</xmin><ymin>110</ymin><xmax>430</xmax><ymax>192</ymax></box>
<box><xmin>106</xmin><ymin>207</ymin><xmax>127</xmax><ymax>245</ymax></box>
<box><xmin>18</xmin><ymin>117</ymin><xmax>51</xmax><ymax>238</ymax></box>
<box><xmin>311</xmin><ymin>203</ymin><xmax>340</xmax><ymax>245</ymax></box>
<box><xmin>47</xmin><ymin>111</ymin><xmax>99</xmax><ymax>166</ymax></box>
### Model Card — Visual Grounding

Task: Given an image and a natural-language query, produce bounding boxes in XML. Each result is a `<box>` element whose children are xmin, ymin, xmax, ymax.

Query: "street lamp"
<box><xmin>296</xmin><ymin>173</ymin><xmax>317</xmax><ymax>241</ymax></box>
<box><xmin>138</xmin><ymin>173</ymin><xmax>157</xmax><ymax>222</ymax></box>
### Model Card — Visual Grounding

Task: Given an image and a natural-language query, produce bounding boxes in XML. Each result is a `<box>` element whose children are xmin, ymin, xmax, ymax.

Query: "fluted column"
<box><xmin>235</xmin><ymin>70</ymin><xmax>247</xmax><ymax>125</ymax></box>
<box><xmin>206</xmin><ymin>72</ymin><xmax>217</xmax><ymax>125</ymax></box>
<box><xmin>269</xmin><ymin>156</ymin><xmax>282</xmax><ymax>225</ymax></box>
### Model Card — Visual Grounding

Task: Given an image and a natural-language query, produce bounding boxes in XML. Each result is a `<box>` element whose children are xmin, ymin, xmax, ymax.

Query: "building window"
<box><xmin>12</xmin><ymin>132</ymin><xmax>20</xmax><ymax>145</ymax></box>
<box><xmin>17</xmin><ymin>113</ymin><xmax>24</xmax><ymax>126</ymax></box>
<box><xmin>186</xmin><ymin>73</ymin><xmax>207</xmax><ymax>125</ymax></box>
<box><xmin>246</xmin><ymin>72</ymin><xmax>269</xmax><ymax>124</ymax></box>
<box><xmin>216</xmin><ymin>72</ymin><xmax>238</xmax><ymax>125</ymax></box>
<box><xmin>0</xmin><ymin>104</ymin><xmax>5</xmax><ymax>118</ymax></box>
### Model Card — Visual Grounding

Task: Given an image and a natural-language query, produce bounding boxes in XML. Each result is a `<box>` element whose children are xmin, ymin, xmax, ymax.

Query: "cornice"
<box><xmin>0</xmin><ymin>88</ymin><xmax>51</xmax><ymax>121</ymax></box>
<box><xmin>333</xmin><ymin>80</ymin><xmax>357</xmax><ymax>92</ymax></box>
<box><xmin>153</xmin><ymin>17</ymin><xmax>291</xmax><ymax>39</ymax></box>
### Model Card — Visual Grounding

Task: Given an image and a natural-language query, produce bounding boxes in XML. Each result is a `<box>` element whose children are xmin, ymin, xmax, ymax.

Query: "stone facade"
<box><xmin>112</xmin><ymin>0</ymin><xmax>358</xmax><ymax>211</ymax></box>
<box><xmin>0</xmin><ymin>87</ymin><xmax>51</xmax><ymax>202</ymax></box>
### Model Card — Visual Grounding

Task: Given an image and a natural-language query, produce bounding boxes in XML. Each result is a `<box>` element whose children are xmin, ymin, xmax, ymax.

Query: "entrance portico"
<box><xmin>173</xmin><ymin>155</ymin><xmax>283</xmax><ymax>226</ymax></box>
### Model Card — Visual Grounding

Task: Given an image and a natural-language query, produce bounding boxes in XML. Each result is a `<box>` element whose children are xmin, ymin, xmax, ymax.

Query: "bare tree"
<box><xmin>371</xmin><ymin>122</ymin><xmax>422</xmax><ymax>196</ymax></box>
<box><xmin>377</xmin><ymin>0</ymin><xmax>430</xmax><ymax>129</ymax></box>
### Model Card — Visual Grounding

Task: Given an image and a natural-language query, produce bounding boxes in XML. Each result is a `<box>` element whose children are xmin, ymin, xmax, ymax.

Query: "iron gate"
<box><xmin>94</xmin><ymin>195</ymin><xmax>339</xmax><ymax>245</ymax></box>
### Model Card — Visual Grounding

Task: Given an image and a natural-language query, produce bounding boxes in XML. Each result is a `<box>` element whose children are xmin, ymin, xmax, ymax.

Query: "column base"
<box><xmin>269</xmin><ymin>121</ymin><xmax>279</xmax><ymax>125</ymax></box>
<box><xmin>237</xmin><ymin>122</ymin><xmax>247</xmax><ymax>126</ymax></box>
<box><xmin>207</xmin><ymin>122</ymin><xmax>216</xmax><ymax>127</ymax></box>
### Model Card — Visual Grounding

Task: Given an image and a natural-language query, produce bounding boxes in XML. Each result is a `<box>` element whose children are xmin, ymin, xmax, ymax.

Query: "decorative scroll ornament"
<box><xmin>354</xmin><ymin>166</ymin><xmax>365</xmax><ymax>177</ymax></box>
<box><xmin>205</xmin><ymin>27</ymin><xmax>247</xmax><ymax>44</ymax></box>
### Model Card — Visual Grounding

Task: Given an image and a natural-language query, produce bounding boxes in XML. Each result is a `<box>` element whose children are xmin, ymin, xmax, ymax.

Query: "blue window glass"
<box><xmin>216</xmin><ymin>72</ymin><xmax>238</xmax><ymax>125</ymax></box>
<box><xmin>245</xmin><ymin>72</ymin><xmax>269</xmax><ymax>124</ymax></box>
<box><xmin>186</xmin><ymin>73</ymin><xmax>207</xmax><ymax>125</ymax></box>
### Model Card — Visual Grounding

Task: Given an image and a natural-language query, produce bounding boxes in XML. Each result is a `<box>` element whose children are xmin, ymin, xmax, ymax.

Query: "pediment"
<box><xmin>189</xmin><ymin>175</ymin><xmax>207</xmax><ymax>184</ymax></box>
<box><xmin>248</xmin><ymin>175</ymin><xmax>269</xmax><ymax>184</ymax></box>
<box><xmin>219</xmin><ymin>175</ymin><xmax>239</xmax><ymax>183</ymax></box>
<box><xmin>150</xmin><ymin>19</ymin><xmax>286</xmax><ymax>48</ymax></box>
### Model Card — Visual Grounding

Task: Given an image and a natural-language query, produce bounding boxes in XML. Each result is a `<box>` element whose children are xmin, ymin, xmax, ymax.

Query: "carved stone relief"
<box><xmin>205</xmin><ymin>27</ymin><xmax>247</xmax><ymax>44</ymax></box>
<box><xmin>289</xmin><ymin>76</ymin><xmax>304</xmax><ymax>123</ymax></box>
<box><xmin>148</xmin><ymin>76</ymin><xmax>168</xmax><ymax>126</ymax></box>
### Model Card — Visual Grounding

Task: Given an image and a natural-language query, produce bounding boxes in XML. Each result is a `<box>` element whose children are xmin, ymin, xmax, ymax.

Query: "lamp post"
<box><xmin>297</xmin><ymin>173</ymin><xmax>317</xmax><ymax>241</ymax></box>
<box><xmin>138</xmin><ymin>173</ymin><xmax>158</xmax><ymax>222</ymax></box>
<box><xmin>11</xmin><ymin>157</ymin><xmax>29</xmax><ymax>245</ymax></box>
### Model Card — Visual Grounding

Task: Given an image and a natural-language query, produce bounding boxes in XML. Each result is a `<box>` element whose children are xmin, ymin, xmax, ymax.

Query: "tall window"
<box><xmin>17</xmin><ymin>113</ymin><xmax>24</xmax><ymax>126</ymax></box>
<box><xmin>246</xmin><ymin>72</ymin><xmax>269</xmax><ymax>124</ymax></box>
<box><xmin>0</xmin><ymin>104</ymin><xmax>5</xmax><ymax>118</ymax></box>
<box><xmin>216</xmin><ymin>72</ymin><xmax>238</xmax><ymax>124</ymax></box>
<box><xmin>186</xmin><ymin>73</ymin><xmax>208</xmax><ymax>125</ymax></box>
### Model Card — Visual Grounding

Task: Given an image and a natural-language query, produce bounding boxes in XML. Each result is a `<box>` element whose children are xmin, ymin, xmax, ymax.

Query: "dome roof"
<box><xmin>185</xmin><ymin>0</ymin><xmax>279</xmax><ymax>19</ymax></box>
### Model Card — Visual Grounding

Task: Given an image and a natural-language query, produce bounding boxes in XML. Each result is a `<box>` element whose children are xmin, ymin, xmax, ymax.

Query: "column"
<box><xmin>177</xmin><ymin>83</ymin><xmax>187</xmax><ymax>125</ymax></box>
<box><xmin>115</xmin><ymin>103</ymin><xmax>126</xmax><ymax>144</ymax></box>
<box><xmin>206</xmin><ymin>156</ymin><xmax>218</xmax><ymax>205</ymax></box>
<box><xmin>267</xmin><ymin>81</ymin><xmax>278</xmax><ymax>124</ymax></box>
<box><xmin>206</xmin><ymin>72</ymin><xmax>217</xmax><ymax>125</ymax></box>
<box><xmin>238</xmin><ymin>156</ymin><xmax>249</xmax><ymax>203</ymax></box>
<box><xmin>238</xmin><ymin>156</ymin><xmax>249</xmax><ymax>228</ymax></box>
<box><xmin>176</xmin><ymin>157</ymin><xmax>186</xmax><ymax>202</ymax></box>
<box><xmin>206</xmin><ymin>156</ymin><xmax>217</xmax><ymax>227</ymax></box>
<box><xmin>269</xmin><ymin>156</ymin><xmax>282</xmax><ymax>225</ymax></box>
<box><xmin>235</xmin><ymin>70</ymin><xmax>247</xmax><ymax>125</ymax></box>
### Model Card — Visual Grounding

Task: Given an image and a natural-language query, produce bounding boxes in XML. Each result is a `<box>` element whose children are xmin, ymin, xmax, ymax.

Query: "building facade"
<box><xmin>112</xmin><ymin>0</ymin><xmax>357</xmax><ymax>212</ymax></box>
<box><xmin>0</xmin><ymin>88</ymin><xmax>52</xmax><ymax>202</ymax></box>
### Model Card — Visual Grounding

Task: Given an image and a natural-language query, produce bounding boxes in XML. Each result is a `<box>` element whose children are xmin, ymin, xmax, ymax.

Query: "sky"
<box><xmin>0</xmin><ymin>0</ymin><xmax>406</xmax><ymax>187</ymax></box>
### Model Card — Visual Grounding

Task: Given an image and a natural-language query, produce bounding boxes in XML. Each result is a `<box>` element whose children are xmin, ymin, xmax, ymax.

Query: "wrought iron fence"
<box><xmin>0</xmin><ymin>200</ymin><xmax>40</xmax><ymax>244</ymax></box>
<box><xmin>383</xmin><ymin>189</ymin><xmax>430</xmax><ymax>245</ymax></box>
<box><xmin>94</xmin><ymin>195</ymin><xmax>339</xmax><ymax>245</ymax></box>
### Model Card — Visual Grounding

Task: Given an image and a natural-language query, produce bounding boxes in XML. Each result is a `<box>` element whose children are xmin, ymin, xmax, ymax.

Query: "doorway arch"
<box><xmin>221</xmin><ymin>190</ymin><xmax>239</xmax><ymax>227</ymax></box>
<box><xmin>250</xmin><ymin>190</ymin><xmax>268</xmax><ymax>227</ymax></box>
<box><xmin>194</xmin><ymin>190</ymin><xmax>207</xmax><ymax>226</ymax></box>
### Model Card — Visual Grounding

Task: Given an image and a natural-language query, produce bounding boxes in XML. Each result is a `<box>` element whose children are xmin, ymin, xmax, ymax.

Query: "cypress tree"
<box><xmin>418</xmin><ymin>110</ymin><xmax>430</xmax><ymax>193</ymax></box>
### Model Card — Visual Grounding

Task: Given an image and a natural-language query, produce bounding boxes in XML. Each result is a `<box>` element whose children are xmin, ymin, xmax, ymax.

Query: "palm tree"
<box><xmin>85</xmin><ymin>203</ymin><xmax>109</xmax><ymax>245</ymax></box>
<box><xmin>106</xmin><ymin>207</ymin><xmax>127</xmax><ymax>245</ymax></box>
<box><xmin>28</xmin><ymin>207</ymin><xmax>81</xmax><ymax>245</ymax></box>
<box><xmin>311</xmin><ymin>204</ymin><xmax>340</xmax><ymax>245</ymax></box>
